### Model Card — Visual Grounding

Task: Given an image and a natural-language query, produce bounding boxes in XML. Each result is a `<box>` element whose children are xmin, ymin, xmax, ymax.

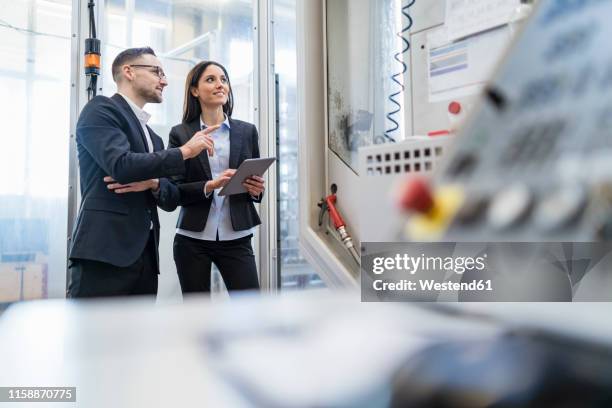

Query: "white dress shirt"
<box><xmin>176</xmin><ymin>115</ymin><xmax>255</xmax><ymax>241</ymax></box>
<box><xmin>118</xmin><ymin>93</ymin><xmax>154</xmax><ymax>153</ymax></box>
<box><xmin>118</xmin><ymin>93</ymin><xmax>156</xmax><ymax>229</ymax></box>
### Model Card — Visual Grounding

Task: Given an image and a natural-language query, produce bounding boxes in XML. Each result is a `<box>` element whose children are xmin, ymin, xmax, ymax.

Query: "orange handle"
<box><xmin>325</xmin><ymin>194</ymin><xmax>345</xmax><ymax>229</ymax></box>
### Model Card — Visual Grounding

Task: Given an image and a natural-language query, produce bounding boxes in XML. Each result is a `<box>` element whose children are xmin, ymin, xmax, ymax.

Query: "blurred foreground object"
<box><xmin>392</xmin><ymin>330</ymin><xmax>612</xmax><ymax>407</ymax></box>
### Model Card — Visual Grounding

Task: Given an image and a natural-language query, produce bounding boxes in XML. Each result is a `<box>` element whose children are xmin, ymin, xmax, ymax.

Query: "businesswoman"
<box><xmin>169</xmin><ymin>61</ymin><xmax>265</xmax><ymax>293</ymax></box>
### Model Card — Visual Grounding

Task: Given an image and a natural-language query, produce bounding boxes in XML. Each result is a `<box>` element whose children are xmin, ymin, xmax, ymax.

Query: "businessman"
<box><xmin>68</xmin><ymin>47</ymin><xmax>218</xmax><ymax>298</ymax></box>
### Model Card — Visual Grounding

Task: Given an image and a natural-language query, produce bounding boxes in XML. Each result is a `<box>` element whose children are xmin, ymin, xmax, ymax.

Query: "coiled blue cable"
<box><xmin>383</xmin><ymin>0</ymin><xmax>415</xmax><ymax>143</ymax></box>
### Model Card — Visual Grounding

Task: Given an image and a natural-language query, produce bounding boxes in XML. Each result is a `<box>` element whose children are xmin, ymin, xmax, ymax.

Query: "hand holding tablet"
<box><xmin>218</xmin><ymin>157</ymin><xmax>276</xmax><ymax>196</ymax></box>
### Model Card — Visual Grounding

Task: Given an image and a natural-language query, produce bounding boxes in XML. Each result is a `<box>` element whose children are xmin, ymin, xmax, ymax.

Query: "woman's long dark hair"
<box><xmin>182</xmin><ymin>61</ymin><xmax>234</xmax><ymax>123</ymax></box>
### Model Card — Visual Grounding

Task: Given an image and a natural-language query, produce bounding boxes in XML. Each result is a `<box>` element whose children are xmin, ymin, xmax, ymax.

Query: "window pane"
<box><xmin>0</xmin><ymin>0</ymin><xmax>72</xmax><ymax>302</ymax></box>
<box><xmin>102</xmin><ymin>0</ymin><xmax>256</xmax><ymax>127</ymax></box>
<box><xmin>326</xmin><ymin>0</ymin><xmax>406</xmax><ymax>172</ymax></box>
<box><xmin>274</xmin><ymin>0</ymin><xmax>325</xmax><ymax>290</ymax></box>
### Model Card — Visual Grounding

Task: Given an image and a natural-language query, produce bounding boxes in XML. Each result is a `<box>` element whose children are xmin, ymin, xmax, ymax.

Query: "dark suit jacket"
<box><xmin>69</xmin><ymin>94</ymin><xmax>183</xmax><ymax>268</ymax></box>
<box><xmin>168</xmin><ymin>118</ymin><xmax>262</xmax><ymax>232</ymax></box>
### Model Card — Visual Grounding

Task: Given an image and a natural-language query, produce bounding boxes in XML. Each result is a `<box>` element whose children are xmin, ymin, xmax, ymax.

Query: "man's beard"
<box><xmin>140</xmin><ymin>87</ymin><xmax>162</xmax><ymax>104</ymax></box>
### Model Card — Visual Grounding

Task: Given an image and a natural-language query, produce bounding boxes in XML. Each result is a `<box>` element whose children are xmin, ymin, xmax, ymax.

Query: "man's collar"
<box><xmin>118</xmin><ymin>92</ymin><xmax>151</xmax><ymax>124</ymax></box>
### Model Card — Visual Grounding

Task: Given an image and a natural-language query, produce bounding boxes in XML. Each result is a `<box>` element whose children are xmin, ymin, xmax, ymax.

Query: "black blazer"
<box><xmin>168</xmin><ymin>118</ymin><xmax>262</xmax><ymax>232</ymax></box>
<box><xmin>69</xmin><ymin>94</ymin><xmax>183</xmax><ymax>268</ymax></box>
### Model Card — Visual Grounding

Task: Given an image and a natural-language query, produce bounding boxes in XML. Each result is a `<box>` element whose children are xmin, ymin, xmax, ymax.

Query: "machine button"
<box><xmin>535</xmin><ymin>185</ymin><xmax>587</xmax><ymax>231</ymax></box>
<box><xmin>455</xmin><ymin>194</ymin><xmax>489</xmax><ymax>225</ymax></box>
<box><xmin>448</xmin><ymin>101</ymin><xmax>462</xmax><ymax>115</ymax></box>
<box><xmin>399</xmin><ymin>178</ymin><xmax>434</xmax><ymax>214</ymax></box>
<box><xmin>487</xmin><ymin>184</ymin><xmax>533</xmax><ymax>230</ymax></box>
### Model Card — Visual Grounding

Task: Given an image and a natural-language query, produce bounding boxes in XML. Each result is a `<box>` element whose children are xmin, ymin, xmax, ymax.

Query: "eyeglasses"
<box><xmin>129</xmin><ymin>64</ymin><xmax>166</xmax><ymax>80</ymax></box>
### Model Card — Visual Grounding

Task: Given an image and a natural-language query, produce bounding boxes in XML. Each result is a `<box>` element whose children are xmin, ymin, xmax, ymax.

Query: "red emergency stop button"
<box><xmin>448</xmin><ymin>101</ymin><xmax>462</xmax><ymax>115</ymax></box>
<box><xmin>399</xmin><ymin>177</ymin><xmax>434</xmax><ymax>214</ymax></box>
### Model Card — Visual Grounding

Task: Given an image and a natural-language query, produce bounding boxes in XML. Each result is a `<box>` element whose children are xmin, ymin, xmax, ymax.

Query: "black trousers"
<box><xmin>67</xmin><ymin>231</ymin><xmax>158</xmax><ymax>298</ymax></box>
<box><xmin>173</xmin><ymin>233</ymin><xmax>259</xmax><ymax>294</ymax></box>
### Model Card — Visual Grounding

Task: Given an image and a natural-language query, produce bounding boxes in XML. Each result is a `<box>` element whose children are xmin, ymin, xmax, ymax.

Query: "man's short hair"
<box><xmin>111</xmin><ymin>47</ymin><xmax>156</xmax><ymax>82</ymax></box>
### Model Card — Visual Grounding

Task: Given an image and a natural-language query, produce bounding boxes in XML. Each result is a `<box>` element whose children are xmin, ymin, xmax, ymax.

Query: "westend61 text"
<box><xmin>373</xmin><ymin>279</ymin><xmax>493</xmax><ymax>292</ymax></box>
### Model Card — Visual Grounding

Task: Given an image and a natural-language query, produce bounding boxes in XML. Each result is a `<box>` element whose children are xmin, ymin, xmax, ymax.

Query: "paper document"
<box><xmin>446</xmin><ymin>0</ymin><xmax>520</xmax><ymax>41</ymax></box>
<box><xmin>427</xmin><ymin>25</ymin><xmax>512</xmax><ymax>102</ymax></box>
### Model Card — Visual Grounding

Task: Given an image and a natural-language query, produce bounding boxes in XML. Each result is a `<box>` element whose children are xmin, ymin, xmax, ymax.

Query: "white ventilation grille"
<box><xmin>361</xmin><ymin>137</ymin><xmax>451</xmax><ymax>177</ymax></box>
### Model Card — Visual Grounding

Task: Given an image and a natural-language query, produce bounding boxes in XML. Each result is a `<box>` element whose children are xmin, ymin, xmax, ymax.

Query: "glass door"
<box><xmin>0</xmin><ymin>0</ymin><xmax>73</xmax><ymax>302</ymax></box>
<box><xmin>101</xmin><ymin>0</ymin><xmax>257</xmax><ymax>300</ymax></box>
<box><xmin>273</xmin><ymin>0</ymin><xmax>324</xmax><ymax>290</ymax></box>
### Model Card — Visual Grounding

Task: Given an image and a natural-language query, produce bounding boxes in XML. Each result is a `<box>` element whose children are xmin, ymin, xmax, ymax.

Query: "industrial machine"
<box><xmin>402</xmin><ymin>1</ymin><xmax>612</xmax><ymax>243</ymax></box>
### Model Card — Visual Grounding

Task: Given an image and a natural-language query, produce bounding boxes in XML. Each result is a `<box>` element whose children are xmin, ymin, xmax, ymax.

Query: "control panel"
<box><xmin>405</xmin><ymin>0</ymin><xmax>612</xmax><ymax>241</ymax></box>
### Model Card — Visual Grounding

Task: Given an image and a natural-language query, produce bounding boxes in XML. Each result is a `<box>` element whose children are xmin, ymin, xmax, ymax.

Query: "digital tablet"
<box><xmin>218</xmin><ymin>157</ymin><xmax>276</xmax><ymax>196</ymax></box>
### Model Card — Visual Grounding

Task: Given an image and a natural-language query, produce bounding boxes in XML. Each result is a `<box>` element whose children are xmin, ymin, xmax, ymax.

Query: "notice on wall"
<box><xmin>446</xmin><ymin>0</ymin><xmax>520</xmax><ymax>41</ymax></box>
<box><xmin>427</xmin><ymin>25</ymin><xmax>512</xmax><ymax>102</ymax></box>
